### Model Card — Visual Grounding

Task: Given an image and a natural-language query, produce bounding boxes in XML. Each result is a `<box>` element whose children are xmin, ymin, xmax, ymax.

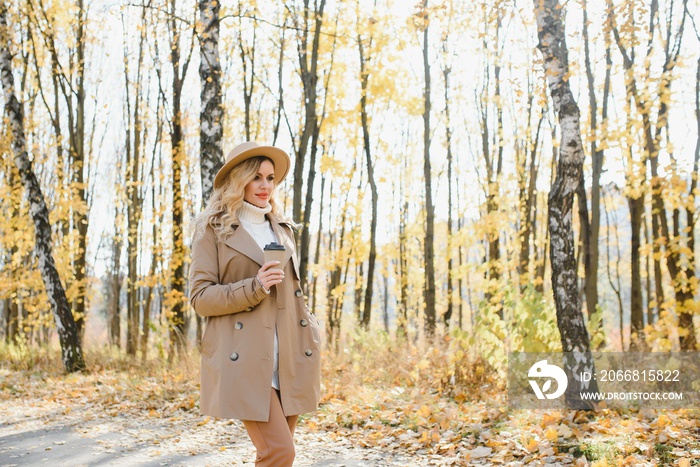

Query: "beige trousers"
<box><xmin>242</xmin><ymin>389</ymin><xmax>299</xmax><ymax>467</ymax></box>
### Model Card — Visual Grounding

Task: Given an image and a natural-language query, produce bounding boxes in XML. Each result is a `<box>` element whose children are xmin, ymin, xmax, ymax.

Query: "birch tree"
<box><xmin>197</xmin><ymin>0</ymin><xmax>223</xmax><ymax>346</ymax></box>
<box><xmin>198</xmin><ymin>0</ymin><xmax>223</xmax><ymax>205</ymax></box>
<box><xmin>533</xmin><ymin>0</ymin><xmax>597</xmax><ymax>408</ymax></box>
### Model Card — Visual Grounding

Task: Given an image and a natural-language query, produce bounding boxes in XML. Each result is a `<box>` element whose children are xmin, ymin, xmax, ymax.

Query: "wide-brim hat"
<box><xmin>214</xmin><ymin>141</ymin><xmax>291</xmax><ymax>189</ymax></box>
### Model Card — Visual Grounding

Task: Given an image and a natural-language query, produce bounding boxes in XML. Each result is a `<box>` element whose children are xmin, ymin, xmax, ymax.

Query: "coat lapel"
<box><xmin>222</xmin><ymin>223</ymin><xmax>265</xmax><ymax>266</ymax></box>
<box><xmin>221</xmin><ymin>213</ymin><xmax>297</xmax><ymax>273</ymax></box>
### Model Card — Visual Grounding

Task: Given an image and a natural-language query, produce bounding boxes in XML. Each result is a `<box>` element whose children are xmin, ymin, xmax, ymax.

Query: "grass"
<box><xmin>572</xmin><ymin>440</ymin><xmax>621</xmax><ymax>462</ymax></box>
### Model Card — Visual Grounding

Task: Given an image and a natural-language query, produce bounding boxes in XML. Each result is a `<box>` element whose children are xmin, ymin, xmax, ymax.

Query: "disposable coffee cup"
<box><xmin>263</xmin><ymin>242</ymin><xmax>286</xmax><ymax>265</ymax></box>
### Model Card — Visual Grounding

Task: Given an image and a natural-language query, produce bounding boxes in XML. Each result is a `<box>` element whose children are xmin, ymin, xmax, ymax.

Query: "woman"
<box><xmin>189</xmin><ymin>141</ymin><xmax>321</xmax><ymax>466</ymax></box>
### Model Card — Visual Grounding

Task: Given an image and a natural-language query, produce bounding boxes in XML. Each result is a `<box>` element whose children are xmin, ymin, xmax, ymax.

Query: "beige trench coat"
<box><xmin>188</xmin><ymin>212</ymin><xmax>321</xmax><ymax>422</ymax></box>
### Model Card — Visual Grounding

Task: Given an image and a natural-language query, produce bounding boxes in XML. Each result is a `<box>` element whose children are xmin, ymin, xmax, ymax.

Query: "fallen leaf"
<box><xmin>466</xmin><ymin>446</ymin><xmax>492</xmax><ymax>459</ymax></box>
<box><xmin>544</xmin><ymin>426</ymin><xmax>558</xmax><ymax>441</ymax></box>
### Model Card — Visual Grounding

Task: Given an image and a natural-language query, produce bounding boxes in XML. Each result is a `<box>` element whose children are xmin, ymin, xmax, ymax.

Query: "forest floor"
<box><xmin>1</xmin><ymin>348</ymin><xmax>700</xmax><ymax>466</ymax></box>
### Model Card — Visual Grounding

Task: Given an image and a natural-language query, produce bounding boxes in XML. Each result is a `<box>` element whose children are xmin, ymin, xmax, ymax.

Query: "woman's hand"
<box><xmin>257</xmin><ymin>261</ymin><xmax>284</xmax><ymax>292</ymax></box>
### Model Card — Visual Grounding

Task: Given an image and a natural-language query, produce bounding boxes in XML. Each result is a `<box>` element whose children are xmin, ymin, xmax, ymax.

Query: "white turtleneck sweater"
<box><xmin>238</xmin><ymin>201</ymin><xmax>277</xmax><ymax>250</ymax></box>
<box><xmin>238</xmin><ymin>201</ymin><xmax>280</xmax><ymax>390</ymax></box>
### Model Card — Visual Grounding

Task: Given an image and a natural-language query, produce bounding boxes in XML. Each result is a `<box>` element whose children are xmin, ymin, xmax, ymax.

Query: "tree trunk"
<box><xmin>272</xmin><ymin>15</ymin><xmax>287</xmax><ymax>145</ymax></box>
<box><xmin>534</xmin><ymin>128</ymin><xmax>557</xmax><ymax>295</ymax></box>
<box><xmin>382</xmin><ymin>272</ymin><xmax>389</xmax><ymax>333</ymax></box>
<box><xmin>71</xmin><ymin>0</ymin><xmax>88</xmax><ymax>342</ymax></box>
<box><xmin>603</xmin><ymin>188</ymin><xmax>625</xmax><ymax>350</ymax></box>
<box><xmin>576</xmin><ymin>173</ymin><xmax>591</xmax><ymax>315</ymax></box>
<box><xmin>580</xmin><ymin>0</ymin><xmax>608</xmax><ymax>327</ymax></box>
<box><xmin>167</xmin><ymin>0</ymin><xmax>196</xmax><ymax>357</ymax></box>
<box><xmin>354</xmin><ymin>261</ymin><xmax>364</xmax><ymax>324</ymax></box>
<box><xmin>442</xmin><ymin>38</ymin><xmax>454</xmax><ymax>329</ymax></box>
<box><xmin>292</xmin><ymin>0</ymin><xmax>326</xmax><ymax>291</ymax></box>
<box><xmin>300</xmin><ymin>131</ymin><xmax>320</xmax><ymax>293</ymax></box>
<box><xmin>109</xmin><ymin>227</ymin><xmax>122</xmax><ymax>348</ymax></box>
<box><xmin>476</xmin><ymin>5</ymin><xmax>505</xmax><ymax>316</ymax></box>
<box><xmin>310</xmin><ymin>175</ymin><xmax>326</xmax><ymax>315</ymax></box>
<box><xmin>170</xmin><ymin>98</ymin><xmax>186</xmax><ymax>355</ymax></box>
<box><xmin>358</xmin><ymin>26</ymin><xmax>377</xmax><ymax>330</ymax></box>
<box><xmin>420</xmin><ymin>0</ymin><xmax>436</xmax><ymax>336</ymax></box>
<box><xmin>1</xmin><ymin>4</ymin><xmax>85</xmax><ymax>372</ymax></box>
<box><xmin>628</xmin><ymin>196</ymin><xmax>645</xmax><ymax>349</ymax></box>
<box><xmin>397</xmin><ymin>153</ymin><xmax>409</xmax><ymax>337</ymax></box>
<box><xmin>327</xmin><ymin>178</ymin><xmax>350</xmax><ymax>349</ymax></box>
<box><xmin>141</xmin><ymin>283</ymin><xmax>152</xmax><ymax>361</ymax></box>
<box><xmin>518</xmin><ymin>104</ymin><xmax>543</xmax><ymax>286</ymax></box>
<box><xmin>198</xmin><ymin>0</ymin><xmax>224</xmax><ymax>348</ymax></box>
<box><xmin>4</xmin><ymin>166</ymin><xmax>20</xmax><ymax>344</ymax></box>
<box><xmin>237</xmin><ymin>0</ymin><xmax>257</xmax><ymax>141</ymax></box>
<box><xmin>682</xmin><ymin>53</ymin><xmax>700</xmax><ymax>350</ymax></box>
<box><xmin>644</xmin><ymin>210</ymin><xmax>655</xmax><ymax>326</ymax></box>
<box><xmin>5</xmin><ymin>297</ymin><xmax>18</xmax><ymax>344</ymax></box>
<box><xmin>533</xmin><ymin>0</ymin><xmax>597</xmax><ymax>408</ymax></box>
<box><xmin>123</xmin><ymin>5</ymin><xmax>148</xmax><ymax>357</ymax></box>
<box><xmin>198</xmin><ymin>0</ymin><xmax>224</xmax><ymax>205</ymax></box>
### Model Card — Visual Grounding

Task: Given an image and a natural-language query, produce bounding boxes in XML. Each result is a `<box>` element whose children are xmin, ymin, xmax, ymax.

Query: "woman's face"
<box><xmin>244</xmin><ymin>159</ymin><xmax>275</xmax><ymax>208</ymax></box>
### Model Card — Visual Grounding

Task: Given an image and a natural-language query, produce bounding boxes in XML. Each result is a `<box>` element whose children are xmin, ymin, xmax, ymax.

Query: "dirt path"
<box><xmin>0</xmin><ymin>399</ymin><xmax>422</xmax><ymax>466</ymax></box>
<box><xmin>1</xmin><ymin>363</ymin><xmax>467</xmax><ymax>467</ymax></box>
<box><xmin>0</xmin><ymin>397</ymin><xmax>423</xmax><ymax>467</ymax></box>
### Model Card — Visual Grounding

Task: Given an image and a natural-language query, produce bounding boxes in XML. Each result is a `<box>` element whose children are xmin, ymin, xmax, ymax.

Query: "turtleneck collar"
<box><xmin>238</xmin><ymin>201</ymin><xmax>272</xmax><ymax>224</ymax></box>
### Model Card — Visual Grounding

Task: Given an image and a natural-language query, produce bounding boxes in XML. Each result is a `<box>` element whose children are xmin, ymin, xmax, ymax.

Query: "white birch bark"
<box><xmin>198</xmin><ymin>0</ymin><xmax>223</xmax><ymax>205</ymax></box>
<box><xmin>533</xmin><ymin>0</ymin><xmax>597</xmax><ymax>408</ymax></box>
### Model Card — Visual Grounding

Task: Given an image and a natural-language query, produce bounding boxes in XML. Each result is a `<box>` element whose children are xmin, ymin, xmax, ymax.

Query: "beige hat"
<box><xmin>214</xmin><ymin>141</ymin><xmax>291</xmax><ymax>189</ymax></box>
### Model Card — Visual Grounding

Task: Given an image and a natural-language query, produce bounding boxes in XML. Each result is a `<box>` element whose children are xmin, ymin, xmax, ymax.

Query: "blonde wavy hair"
<box><xmin>193</xmin><ymin>156</ymin><xmax>293</xmax><ymax>243</ymax></box>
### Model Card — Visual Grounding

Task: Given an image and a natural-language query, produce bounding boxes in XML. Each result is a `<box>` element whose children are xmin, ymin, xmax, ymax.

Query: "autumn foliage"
<box><xmin>2</xmin><ymin>0</ymin><xmax>700</xmax><ymax>463</ymax></box>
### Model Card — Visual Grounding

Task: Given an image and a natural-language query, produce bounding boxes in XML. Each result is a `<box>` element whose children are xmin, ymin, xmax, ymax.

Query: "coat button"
<box><xmin>295</xmin><ymin>290</ymin><xmax>303</xmax><ymax>297</ymax></box>
<box><xmin>229</xmin><ymin>352</ymin><xmax>239</xmax><ymax>361</ymax></box>
<box><xmin>235</xmin><ymin>322</ymin><xmax>243</xmax><ymax>330</ymax></box>
<box><xmin>300</xmin><ymin>319</ymin><xmax>308</xmax><ymax>327</ymax></box>
<box><xmin>304</xmin><ymin>349</ymin><xmax>313</xmax><ymax>357</ymax></box>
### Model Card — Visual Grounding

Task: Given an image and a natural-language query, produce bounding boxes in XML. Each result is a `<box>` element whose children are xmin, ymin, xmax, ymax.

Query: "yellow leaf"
<box><xmin>544</xmin><ymin>426</ymin><xmax>558</xmax><ymax>441</ymax></box>
<box><xmin>653</xmin><ymin>414</ymin><xmax>670</xmax><ymax>428</ymax></box>
<box><xmin>541</xmin><ymin>413</ymin><xmax>559</xmax><ymax>426</ymax></box>
<box><xmin>523</xmin><ymin>436</ymin><xmax>539</xmax><ymax>452</ymax></box>
<box><xmin>417</xmin><ymin>405</ymin><xmax>431</xmax><ymax>417</ymax></box>
<box><xmin>419</xmin><ymin>430</ymin><xmax>430</xmax><ymax>444</ymax></box>
<box><xmin>197</xmin><ymin>416</ymin><xmax>210</xmax><ymax>426</ymax></box>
